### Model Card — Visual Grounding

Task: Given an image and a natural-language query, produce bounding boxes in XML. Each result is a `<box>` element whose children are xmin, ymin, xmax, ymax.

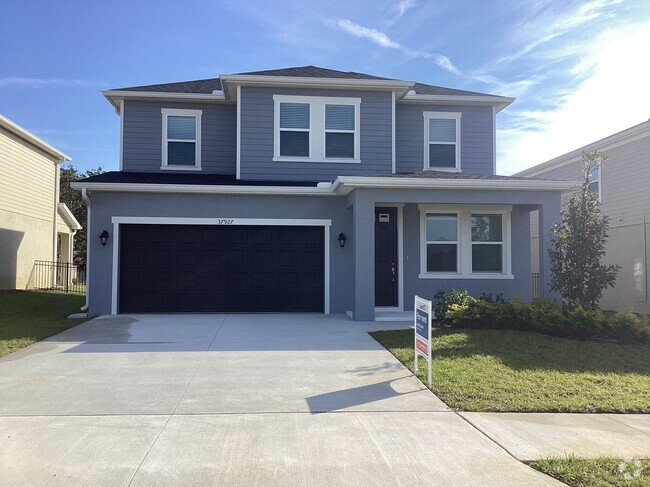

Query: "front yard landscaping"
<box><xmin>370</xmin><ymin>328</ymin><xmax>650</xmax><ymax>412</ymax></box>
<box><xmin>0</xmin><ymin>291</ymin><xmax>88</xmax><ymax>357</ymax></box>
<box><xmin>530</xmin><ymin>457</ymin><xmax>650</xmax><ymax>487</ymax></box>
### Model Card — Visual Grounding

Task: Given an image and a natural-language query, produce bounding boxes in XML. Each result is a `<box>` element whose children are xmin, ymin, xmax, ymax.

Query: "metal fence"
<box><xmin>32</xmin><ymin>260</ymin><xmax>86</xmax><ymax>294</ymax></box>
<box><xmin>531</xmin><ymin>272</ymin><xmax>540</xmax><ymax>297</ymax></box>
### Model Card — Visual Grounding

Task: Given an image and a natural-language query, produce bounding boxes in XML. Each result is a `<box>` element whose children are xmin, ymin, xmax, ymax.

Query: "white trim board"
<box><xmin>109</xmin><ymin>217</ymin><xmax>332</xmax><ymax>315</ymax></box>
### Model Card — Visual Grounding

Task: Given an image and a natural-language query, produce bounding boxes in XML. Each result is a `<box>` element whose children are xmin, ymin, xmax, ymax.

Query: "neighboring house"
<box><xmin>71</xmin><ymin>66</ymin><xmax>574</xmax><ymax>320</ymax></box>
<box><xmin>0</xmin><ymin>114</ymin><xmax>81</xmax><ymax>290</ymax></box>
<box><xmin>516</xmin><ymin>120</ymin><xmax>650</xmax><ymax>313</ymax></box>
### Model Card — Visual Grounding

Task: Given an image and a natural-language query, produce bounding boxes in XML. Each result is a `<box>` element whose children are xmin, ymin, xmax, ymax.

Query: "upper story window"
<box><xmin>586</xmin><ymin>165</ymin><xmax>601</xmax><ymax>200</ymax></box>
<box><xmin>423</xmin><ymin>111</ymin><xmax>461</xmax><ymax>172</ymax></box>
<box><xmin>273</xmin><ymin>95</ymin><xmax>360</xmax><ymax>163</ymax></box>
<box><xmin>161</xmin><ymin>108</ymin><xmax>202</xmax><ymax>170</ymax></box>
<box><xmin>419</xmin><ymin>205</ymin><xmax>512</xmax><ymax>279</ymax></box>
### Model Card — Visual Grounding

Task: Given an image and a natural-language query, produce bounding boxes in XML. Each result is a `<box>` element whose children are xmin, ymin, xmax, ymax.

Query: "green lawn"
<box><xmin>530</xmin><ymin>457</ymin><xmax>650</xmax><ymax>487</ymax></box>
<box><xmin>0</xmin><ymin>291</ymin><xmax>88</xmax><ymax>357</ymax></box>
<box><xmin>369</xmin><ymin>328</ymin><xmax>650</xmax><ymax>412</ymax></box>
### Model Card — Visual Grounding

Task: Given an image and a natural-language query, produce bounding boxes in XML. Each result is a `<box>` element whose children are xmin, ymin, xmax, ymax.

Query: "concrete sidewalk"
<box><xmin>460</xmin><ymin>413</ymin><xmax>650</xmax><ymax>462</ymax></box>
<box><xmin>0</xmin><ymin>314</ymin><xmax>560</xmax><ymax>486</ymax></box>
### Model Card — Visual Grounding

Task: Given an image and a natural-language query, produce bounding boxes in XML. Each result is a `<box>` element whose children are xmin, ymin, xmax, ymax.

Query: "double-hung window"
<box><xmin>162</xmin><ymin>108</ymin><xmax>202</xmax><ymax>169</ymax></box>
<box><xmin>419</xmin><ymin>206</ymin><xmax>511</xmax><ymax>278</ymax></box>
<box><xmin>274</xmin><ymin>95</ymin><xmax>360</xmax><ymax>163</ymax></box>
<box><xmin>279</xmin><ymin>102</ymin><xmax>310</xmax><ymax>157</ymax></box>
<box><xmin>424</xmin><ymin>214</ymin><xmax>458</xmax><ymax>273</ymax></box>
<box><xmin>423</xmin><ymin>112</ymin><xmax>461</xmax><ymax>171</ymax></box>
<box><xmin>471</xmin><ymin>214</ymin><xmax>503</xmax><ymax>273</ymax></box>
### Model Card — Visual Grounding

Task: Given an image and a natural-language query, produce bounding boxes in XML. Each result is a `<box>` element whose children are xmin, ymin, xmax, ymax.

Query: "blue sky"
<box><xmin>1</xmin><ymin>0</ymin><xmax>649</xmax><ymax>174</ymax></box>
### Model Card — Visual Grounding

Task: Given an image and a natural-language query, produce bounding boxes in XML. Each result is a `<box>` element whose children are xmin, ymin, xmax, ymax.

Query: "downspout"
<box><xmin>80</xmin><ymin>188</ymin><xmax>91</xmax><ymax>311</ymax></box>
<box><xmin>53</xmin><ymin>164</ymin><xmax>61</xmax><ymax>263</ymax></box>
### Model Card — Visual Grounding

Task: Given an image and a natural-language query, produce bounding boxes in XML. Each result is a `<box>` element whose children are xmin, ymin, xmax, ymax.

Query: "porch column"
<box><xmin>539</xmin><ymin>198</ymin><xmax>562</xmax><ymax>299</ymax></box>
<box><xmin>352</xmin><ymin>193</ymin><xmax>375</xmax><ymax>321</ymax></box>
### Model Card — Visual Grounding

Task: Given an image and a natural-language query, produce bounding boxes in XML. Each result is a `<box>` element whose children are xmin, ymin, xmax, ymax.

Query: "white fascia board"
<box><xmin>57</xmin><ymin>203</ymin><xmax>82</xmax><ymax>230</ymax></box>
<box><xmin>0</xmin><ymin>114</ymin><xmax>71</xmax><ymax>162</ymax></box>
<box><xmin>400</xmin><ymin>94</ymin><xmax>515</xmax><ymax>113</ymax></box>
<box><xmin>332</xmin><ymin>176</ymin><xmax>579</xmax><ymax>194</ymax></box>
<box><xmin>515</xmin><ymin>120</ymin><xmax>650</xmax><ymax>177</ymax></box>
<box><xmin>219</xmin><ymin>74</ymin><xmax>415</xmax><ymax>99</ymax></box>
<box><xmin>69</xmin><ymin>181</ymin><xmax>336</xmax><ymax>196</ymax></box>
<box><xmin>102</xmin><ymin>90</ymin><xmax>230</xmax><ymax>112</ymax></box>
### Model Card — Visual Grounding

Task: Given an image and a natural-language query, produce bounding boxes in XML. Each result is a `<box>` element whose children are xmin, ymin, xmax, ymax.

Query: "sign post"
<box><xmin>414</xmin><ymin>295</ymin><xmax>432</xmax><ymax>389</ymax></box>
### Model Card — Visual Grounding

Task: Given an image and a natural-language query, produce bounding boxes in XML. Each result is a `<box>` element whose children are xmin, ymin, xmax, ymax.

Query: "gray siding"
<box><xmin>122</xmin><ymin>100</ymin><xmax>236</xmax><ymax>174</ymax></box>
<box><xmin>87</xmin><ymin>187</ymin><xmax>561</xmax><ymax>317</ymax></box>
<box><xmin>239</xmin><ymin>87</ymin><xmax>393</xmax><ymax>181</ymax></box>
<box><xmin>396</xmin><ymin>104</ymin><xmax>494</xmax><ymax>174</ymax></box>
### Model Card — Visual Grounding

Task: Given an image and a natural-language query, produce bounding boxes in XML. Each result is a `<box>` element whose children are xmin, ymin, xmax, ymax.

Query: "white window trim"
<box><xmin>161</xmin><ymin>108</ymin><xmax>202</xmax><ymax>170</ymax></box>
<box><xmin>418</xmin><ymin>204</ymin><xmax>513</xmax><ymax>279</ymax></box>
<box><xmin>423</xmin><ymin>111</ymin><xmax>461</xmax><ymax>172</ymax></box>
<box><xmin>273</xmin><ymin>94</ymin><xmax>361</xmax><ymax>164</ymax></box>
<box><xmin>110</xmin><ymin>216</ymin><xmax>332</xmax><ymax>316</ymax></box>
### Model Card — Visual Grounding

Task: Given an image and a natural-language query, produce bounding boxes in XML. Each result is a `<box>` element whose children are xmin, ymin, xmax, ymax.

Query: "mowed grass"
<box><xmin>530</xmin><ymin>457</ymin><xmax>650</xmax><ymax>487</ymax></box>
<box><xmin>0</xmin><ymin>291</ymin><xmax>88</xmax><ymax>357</ymax></box>
<box><xmin>369</xmin><ymin>328</ymin><xmax>650</xmax><ymax>412</ymax></box>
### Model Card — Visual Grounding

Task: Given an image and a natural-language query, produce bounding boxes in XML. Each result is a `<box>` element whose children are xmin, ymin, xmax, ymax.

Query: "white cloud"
<box><xmin>0</xmin><ymin>77</ymin><xmax>104</xmax><ymax>89</ymax></box>
<box><xmin>498</xmin><ymin>21</ymin><xmax>650</xmax><ymax>175</ymax></box>
<box><xmin>329</xmin><ymin>18</ymin><xmax>462</xmax><ymax>75</ymax></box>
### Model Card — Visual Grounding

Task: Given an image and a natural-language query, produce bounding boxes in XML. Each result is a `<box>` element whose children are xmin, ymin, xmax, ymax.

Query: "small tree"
<box><xmin>548</xmin><ymin>149</ymin><xmax>619</xmax><ymax>309</ymax></box>
<box><xmin>59</xmin><ymin>164</ymin><xmax>104</xmax><ymax>265</ymax></box>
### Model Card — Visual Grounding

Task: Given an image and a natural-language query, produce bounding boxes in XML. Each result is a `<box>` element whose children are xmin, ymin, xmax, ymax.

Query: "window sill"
<box><xmin>418</xmin><ymin>273</ymin><xmax>514</xmax><ymax>280</ymax></box>
<box><xmin>160</xmin><ymin>165</ymin><xmax>203</xmax><ymax>171</ymax></box>
<box><xmin>273</xmin><ymin>157</ymin><xmax>361</xmax><ymax>164</ymax></box>
<box><xmin>424</xmin><ymin>167</ymin><xmax>461</xmax><ymax>172</ymax></box>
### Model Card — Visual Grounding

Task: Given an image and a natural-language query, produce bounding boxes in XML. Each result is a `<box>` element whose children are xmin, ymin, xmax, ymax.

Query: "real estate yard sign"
<box><xmin>414</xmin><ymin>295</ymin><xmax>432</xmax><ymax>389</ymax></box>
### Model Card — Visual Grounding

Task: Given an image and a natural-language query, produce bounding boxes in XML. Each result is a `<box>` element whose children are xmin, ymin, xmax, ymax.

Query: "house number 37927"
<box><xmin>216</xmin><ymin>219</ymin><xmax>234</xmax><ymax>225</ymax></box>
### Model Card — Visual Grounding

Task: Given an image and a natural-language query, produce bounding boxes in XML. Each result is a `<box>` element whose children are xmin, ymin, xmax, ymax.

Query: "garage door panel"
<box><xmin>119</xmin><ymin>224</ymin><xmax>324</xmax><ymax>313</ymax></box>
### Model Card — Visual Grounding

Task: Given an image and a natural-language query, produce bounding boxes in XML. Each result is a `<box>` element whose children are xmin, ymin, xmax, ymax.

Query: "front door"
<box><xmin>375</xmin><ymin>207</ymin><xmax>398</xmax><ymax>307</ymax></box>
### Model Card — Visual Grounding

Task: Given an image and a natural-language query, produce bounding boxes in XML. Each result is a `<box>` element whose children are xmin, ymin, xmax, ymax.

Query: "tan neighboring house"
<box><xmin>516</xmin><ymin>119</ymin><xmax>650</xmax><ymax>313</ymax></box>
<box><xmin>0</xmin><ymin>114</ymin><xmax>81</xmax><ymax>290</ymax></box>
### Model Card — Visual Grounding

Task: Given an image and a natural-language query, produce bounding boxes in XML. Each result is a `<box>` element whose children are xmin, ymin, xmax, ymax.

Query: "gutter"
<box><xmin>71</xmin><ymin>176</ymin><xmax>579</xmax><ymax>196</ymax></box>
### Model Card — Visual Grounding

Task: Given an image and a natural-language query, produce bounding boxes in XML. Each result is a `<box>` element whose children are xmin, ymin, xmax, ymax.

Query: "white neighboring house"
<box><xmin>515</xmin><ymin>120</ymin><xmax>650</xmax><ymax>313</ymax></box>
<box><xmin>0</xmin><ymin>114</ymin><xmax>81</xmax><ymax>290</ymax></box>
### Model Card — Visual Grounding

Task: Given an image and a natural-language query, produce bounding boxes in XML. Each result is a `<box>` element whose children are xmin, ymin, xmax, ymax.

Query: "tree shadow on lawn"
<box><xmin>373</xmin><ymin>328</ymin><xmax>650</xmax><ymax>376</ymax></box>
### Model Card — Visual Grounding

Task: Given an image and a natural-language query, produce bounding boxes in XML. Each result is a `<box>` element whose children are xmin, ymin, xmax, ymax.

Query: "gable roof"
<box><xmin>108</xmin><ymin>65</ymin><xmax>511</xmax><ymax>105</ymax></box>
<box><xmin>515</xmin><ymin>119</ymin><xmax>650</xmax><ymax>177</ymax></box>
<box><xmin>0</xmin><ymin>114</ymin><xmax>70</xmax><ymax>162</ymax></box>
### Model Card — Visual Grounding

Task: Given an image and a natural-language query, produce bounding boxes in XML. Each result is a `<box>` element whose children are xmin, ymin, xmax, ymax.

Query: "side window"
<box><xmin>424</xmin><ymin>213</ymin><xmax>458</xmax><ymax>272</ymax></box>
<box><xmin>423</xmin><ymin>112</ymin><xmax>461</xmax><ymax>171</ymax></box>
<box><xmin>161</xmin><ymin>109</ymin><xmax>202</xmax><ymax>169</ymax></box>
<box><xmin>471</xmin><ymin>214</ymin><xmax>503</xmax><ymax>273</ymax></box>
<box><xmin>279</xmin><ymin>102</ymin><xmax>310</xmax><ymax>157</ymax></box>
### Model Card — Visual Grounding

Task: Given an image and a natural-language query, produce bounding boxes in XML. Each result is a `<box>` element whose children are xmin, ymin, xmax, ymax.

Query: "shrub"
<box><xmin>608</xmin><ymin>310</ymin><xmax>650</xmax><ymax>343</ymax></box>
<box><xmin>433</xmin><ymin>289</ymin><xmax>474</xmax><ymax>321</ymax></box>
<box><xmin>522</xmin><ymin>297</ymin><xmax>564</xmax><ymax>334</ymax></box>
<box><xmin>562</xmin><ymin>305</ymin><xmax>604</xmax><ymax>339</ymax></box>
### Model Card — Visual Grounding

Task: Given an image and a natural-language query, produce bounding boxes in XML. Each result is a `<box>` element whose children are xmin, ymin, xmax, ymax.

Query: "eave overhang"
<box><xmin>71</xmin><ymin>175</ymin><xmax>578</xmax><ymax>196</ymax></box>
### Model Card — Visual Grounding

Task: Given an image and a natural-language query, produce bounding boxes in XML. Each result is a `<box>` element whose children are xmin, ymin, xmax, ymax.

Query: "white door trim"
<box><xmin>109</xmin><ymin>216</ymin><xmax>332</xmax><ymax>315</ymax></box>
<box><xmin>374</xmin><ymin>205</ymin><xmax>404</xmax><ymax>312</ymax></box>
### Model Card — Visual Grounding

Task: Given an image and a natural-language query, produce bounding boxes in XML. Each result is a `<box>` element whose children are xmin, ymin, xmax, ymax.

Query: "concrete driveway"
<box><xmin>0</xmin><ymin>314</ymin><xmax>558</xmax><ymax>486</ymax></box>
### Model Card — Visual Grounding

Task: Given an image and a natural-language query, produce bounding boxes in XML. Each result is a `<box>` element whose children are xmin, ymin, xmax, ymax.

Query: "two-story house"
<box><xmin>516</xmin><ymin>120</ymin><xmax>650</xmax><ymax>313</ymax></box>
<box><xmin>72</xmin><ymin>66</ymin><xmax>574</xmax><ymax>320</ymax></box>
<box><xmin>0</xmin><ymin>114</ymin><xmax>81</xmax><ymax>290</ymax></box>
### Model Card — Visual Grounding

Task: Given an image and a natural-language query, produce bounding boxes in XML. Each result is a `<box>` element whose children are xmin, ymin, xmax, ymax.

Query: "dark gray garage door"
<box><xmin>119</xmin><ymin>224</ymin><xmax>324</xmax><ymax>313</ymax></box>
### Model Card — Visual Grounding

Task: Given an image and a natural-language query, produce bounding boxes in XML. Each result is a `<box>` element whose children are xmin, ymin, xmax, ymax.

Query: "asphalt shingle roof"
<box><xmin>112</xmin><ymin>65</ymin><xmax>500</xmax><ymax>98</ymax></box>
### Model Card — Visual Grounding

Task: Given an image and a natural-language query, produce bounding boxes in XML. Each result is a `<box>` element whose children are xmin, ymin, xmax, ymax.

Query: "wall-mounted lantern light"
<box><xmin>99</xmin><ymin>230</ymin><xmax>109</xmax><ymax>247</ymax></box>
<box><xmin>338</xmin><ymin>233</ymin><xmax>347</xmax><ymax>248</ymax></box>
